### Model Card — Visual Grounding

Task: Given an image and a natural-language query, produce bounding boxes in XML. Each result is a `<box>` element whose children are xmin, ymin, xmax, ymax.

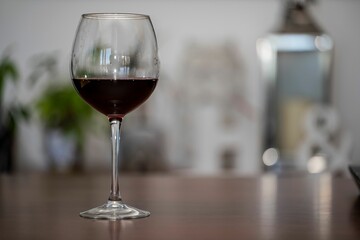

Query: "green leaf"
<box><xmin>0</xmin><ymin>55</ymin><xmax>19</xmax><ymax>99</ymax></box>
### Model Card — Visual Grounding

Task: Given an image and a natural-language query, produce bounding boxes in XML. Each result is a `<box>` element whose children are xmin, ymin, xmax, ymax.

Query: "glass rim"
<box><xmin>82</xmin><ymin>13</ymin><xmax>150</xmax><ymax>20</ymax></box>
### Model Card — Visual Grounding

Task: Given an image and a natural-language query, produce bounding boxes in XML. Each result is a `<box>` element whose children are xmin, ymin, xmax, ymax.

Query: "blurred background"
<box><xmin>0</xmin><ymin>0</ymin><xmax>359</xmax><ymax>175</ymax></box>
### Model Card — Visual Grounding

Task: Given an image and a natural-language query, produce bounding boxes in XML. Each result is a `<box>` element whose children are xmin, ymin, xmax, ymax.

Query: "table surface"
<box><xmin>1</xmin><ymin>173</ymin><xmax>360</xmax><ymax>240</ymax></box>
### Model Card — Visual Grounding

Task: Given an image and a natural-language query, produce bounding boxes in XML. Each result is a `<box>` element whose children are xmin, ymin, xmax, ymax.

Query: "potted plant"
<box><xmin>0</xmin><ymin>52</ymin><xmax>28</xmax><ymax>173</ymax></box>
<box><xmin>32</xmin><ymin>54</ymin><xmax>94</xmax><ymax>172</ymax></box>
<box><xmin>36</xmin><ymin>84</ymin><xmax>93</xmax><ymax>172</ymax></box>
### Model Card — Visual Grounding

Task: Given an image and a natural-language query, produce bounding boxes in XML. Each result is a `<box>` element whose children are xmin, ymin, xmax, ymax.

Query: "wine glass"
<box><xmin>70</xmin><ymin>13</ymin><xmax>159</xmax><ymax>220</ymax></box>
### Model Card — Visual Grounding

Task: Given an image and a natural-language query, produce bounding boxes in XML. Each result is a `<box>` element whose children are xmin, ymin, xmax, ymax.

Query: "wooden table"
<box><xmin>1</xmin><ymin>173</ymin><xmax>360</xmax><ymax>240</ymax></box>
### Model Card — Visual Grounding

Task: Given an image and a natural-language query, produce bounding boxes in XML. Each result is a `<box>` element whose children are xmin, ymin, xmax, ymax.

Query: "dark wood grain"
<box><xmin>1</xmin><ymin>173</ymin><xmax>359</xmax><ymax>240</ymax></box>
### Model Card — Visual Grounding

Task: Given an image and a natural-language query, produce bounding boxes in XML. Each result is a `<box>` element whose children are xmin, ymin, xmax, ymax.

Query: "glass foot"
<box><xmin>80</xmin><ymin>201</ymin><xmax>150</xmax><ymax>220</ymax></box>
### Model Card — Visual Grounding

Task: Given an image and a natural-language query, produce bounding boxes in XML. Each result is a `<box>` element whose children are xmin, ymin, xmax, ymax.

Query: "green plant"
<box><xmin>28</xmin><ymin>53</ymin><xmax>94</xmax><ymax>146</ymax></box>
<box><xmin>32</xmin><ymin>54</ymin><xmax>95</xmax><ymax>171</ymax></box>
<box><xmin>36</xmin><ymin>84</ymin><xmax>93</xmax><ymax>148</ymax></box>
<box><xmin>0</xmin><ymin>52</ymin><xmax>28</xmax><ymax>172</ymax></box>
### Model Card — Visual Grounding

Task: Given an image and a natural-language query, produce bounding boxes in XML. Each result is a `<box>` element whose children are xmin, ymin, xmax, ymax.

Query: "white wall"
<box><xmin>1</xmin><ymin>0</ymin><xmax>360</xmax><ymax>172</ymax></box>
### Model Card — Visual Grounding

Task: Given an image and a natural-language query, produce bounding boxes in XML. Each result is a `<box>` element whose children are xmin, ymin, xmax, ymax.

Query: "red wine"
<box><xmin>72</xmin><ymin>78</ymin><xmax>157</xmax><ymax>119</ymax></box>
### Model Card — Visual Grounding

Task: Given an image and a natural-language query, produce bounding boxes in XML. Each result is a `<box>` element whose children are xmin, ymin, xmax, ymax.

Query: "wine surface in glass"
<box><xmin>73</xmin><ymin>77</ymin><xmax>157</xmax><ymax>119</ymax></box>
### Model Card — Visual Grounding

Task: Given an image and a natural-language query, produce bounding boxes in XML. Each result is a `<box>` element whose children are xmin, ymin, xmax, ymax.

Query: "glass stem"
<box><xmin>108</xmin><ymin>118</ymin><xmax>122</xmax><ymax>202</ymax></box>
